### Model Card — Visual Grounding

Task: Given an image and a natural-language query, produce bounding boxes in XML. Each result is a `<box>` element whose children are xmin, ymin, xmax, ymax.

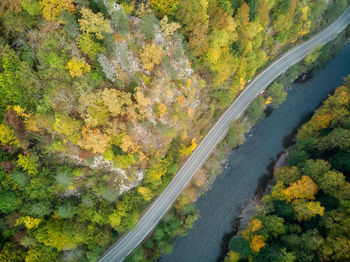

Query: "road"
<box><xmin>99</xmin><ymin>7</ymin><xmax>350</xmax><ymax>262</ymax></box>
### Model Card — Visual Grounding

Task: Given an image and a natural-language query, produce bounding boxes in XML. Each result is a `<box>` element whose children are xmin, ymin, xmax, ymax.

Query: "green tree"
<box><xmin>0</xmin><ymin>191</ymin><xmax>20</xmax><ymax>214</ymax></box>
<box><xmin>245</xmin><ymin>96</ymin><xmax>265</xmax><ymax>125</ymax></box>
<box><xmin>266</xmin><ymin>83</ymin><xmax>287</xmax><ymax>108</ymax></box>
<box><xmin>57</xmin><ymin>202</ymin><xmax>76</xmax><ymax>218</ymax></box>
<box><xmin>225</xmin><ymin>119</ymin><xmax>246</xmax><ymax>148</ymax></box>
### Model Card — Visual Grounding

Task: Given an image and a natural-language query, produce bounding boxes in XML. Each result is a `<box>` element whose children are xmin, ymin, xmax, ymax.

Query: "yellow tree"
<box><xmin>16</xmin><ymin>216</ymin><xmax>42</xmax><ymax>229</ymax></box>
<box><xmin>53</xmin><ymin>114</ymin><xmax>82</xmax><ymax>143</ymax></box>
<box><xmin>150</xmin><ymin>0</ymin><xmax>179</xmax><ymax>17</ymax></box>
<box><xmin>225</xmin><ymin>251</ymin><xmax>240</xmax><ymax>262</ymax></box>
<box><xmin>250</xmin><ymin>235</ymin><xmax>266</xmax><ymax>253</ymax></box>
<box><xmin>77</xmin><ymin>126</ymin><xmax>111</xmax><ymax>154</ymax></box>
<box><xmin>17</xmin><ymin>154</ymin><xmax>39</xmax><ymax>176</ymax></box>
<box><xmin>66</xmin><ymin>57</ymin><xmax>91</xmax><ymax>77</ymax></box>
<box><xmin>293</xmin><ymin>200</ymin><xmax>325</xmax><ymax>221</ymax></box>
<box><xmin>40</xmin><ymin>0</ymin><xmax>75</xmax><ymax>21</ymax></box>
<box><xmin>79</xmin><ymin>7</ymin><xmax>112</xmax><ymax>40</ymax></box>
<box><xmin>160</xmin><ymin>16</ymin><xmax>181</xmax><ymax>38</ymax></box>
<box><xmin>0</xmin><ymin>124</ymin><xmax>18</xmax><ymax>146</ymax></box>
<box><xmin>138</xmin><ymin>186</ymin><xmax>153</xmax><ymax>201</ymax></box>
<box><xmin>140</xmin><ymin>43</ymin><xmax>164</xmax><ymax>71</ymax></box>
<box><xmin>282</xmin><ymin>175</ymin><xmax>318</xmax><ymax>202</ymax></box>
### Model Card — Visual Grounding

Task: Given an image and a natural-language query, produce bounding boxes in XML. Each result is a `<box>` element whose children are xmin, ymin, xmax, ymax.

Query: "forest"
<box><xmin>0</xmin><ymin>0</ymin><xmax>348</xmax><ymax>261</ymax></box>
<box><xmin>224</xmin><ymin>76</ymin><xmax>350</xmax><ymax>261</ymax></box>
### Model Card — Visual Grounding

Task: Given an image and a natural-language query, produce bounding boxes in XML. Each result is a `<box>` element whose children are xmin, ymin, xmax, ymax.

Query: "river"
<box><xmin>162</xmin><ymin>43</ymin><xmax>350</xmax><ymax>262</ymax></box>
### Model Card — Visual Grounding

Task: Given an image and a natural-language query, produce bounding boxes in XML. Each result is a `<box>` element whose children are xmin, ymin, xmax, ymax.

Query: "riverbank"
<box><xmin>223</xmin><ymin>74</ymin><xmax>350</xmax><ymax>262</ymax></box>
<box><xmin>163</xmin><ymin>39</ymin><xmax>350</xmax><ymax>262</ymax></box>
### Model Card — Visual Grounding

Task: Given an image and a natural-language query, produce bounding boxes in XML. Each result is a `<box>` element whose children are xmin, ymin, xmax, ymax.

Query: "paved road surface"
<box><xmin>99</xmin><ymin>8</ymin><xmax>350</xmax><ymax>262</ymax></box>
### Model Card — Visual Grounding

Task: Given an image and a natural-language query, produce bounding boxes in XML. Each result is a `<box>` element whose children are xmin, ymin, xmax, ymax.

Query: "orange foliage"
<box><xmin>78</xmin><ymin>126</ymin><xmax>110</xmax><ymax>154</ymax></box>
<box><xmin>282</xmin><ymin>176</ymin><xmax>318</xmax><ymax>202</ymax></box>
<box><xmin>250</xmin><ymin>235</ymin><xmax>266</xmax><ymax>253</ymax></box>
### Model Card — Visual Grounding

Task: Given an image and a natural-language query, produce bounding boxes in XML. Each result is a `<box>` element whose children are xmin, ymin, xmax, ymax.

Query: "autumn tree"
<box><xmin>282</xmin><ymin>176</ymin><xmax>318</xmax><ymax>202</ymax></box>
<box><xmin>40</xmin><ymin>0</ymin><xmax>75</xmax><ymax>21</ymax></box>
<box><xmin>77</xmin><ymin>127</ymin><xmax>111</xmax><ymax>154</ymax></box>
<box><xmin>66</xmin><ymin>57</ymin><xmax>91</xmax><ymax>77</ymax></box>
<box><xmin>78</xmin><ymin>33</ymin><xmax>105</xmax><ymax>60</ymax></box>
<box><xmin>176</xmin><ymin>0</ymin><xmax>209</xmax><ymax>56</ymax></box>
<box><xmin>0</xmin><ymin>124</ymin><xmax>18</xmax><ymax>146</ymax></box>
<box><xmin>150</xmin><ymin>0</ymin><xmax>179</xmax><ymax>18</ymax></box>
<box><xmin>140</xmin><ymin>43</ymin><xmax>164</xmax><ymax>71</ymax></box>
<box><xmin>79</xmin><ymin>7</ymin><xmax>112</xmax><ymax>40</ymax></box>
<box><xmin>17</xmin><ymin>154</ymin><xmax>39</xmax><ymax>176</ymax></box>
<box><xmin>250</xmin><ymin>235</ymin><xmax>266</xmax><ymax>253</ymax></box>
<box><xmin>293</xmin><ymin>200</ymin><xmax>325</xmax><ymax>221</ymax></box>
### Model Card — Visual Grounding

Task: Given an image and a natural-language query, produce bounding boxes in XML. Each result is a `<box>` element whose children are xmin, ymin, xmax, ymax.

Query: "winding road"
<box><xmin>99</xmin><ymin>7</ymin><xmax>350</xmax><ymax>262</ymax></box>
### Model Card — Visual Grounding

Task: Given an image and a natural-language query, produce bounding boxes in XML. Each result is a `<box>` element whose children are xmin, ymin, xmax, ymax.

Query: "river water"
<box><xmin>162</xmin><ymin>44</ymin><xmax>350</xmax><ymax>262</ymax></box>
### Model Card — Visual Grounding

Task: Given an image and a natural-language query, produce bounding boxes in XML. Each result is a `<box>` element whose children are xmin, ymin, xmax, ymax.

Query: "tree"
<box><xmin>66</xmin><ymin>57</ymin><xmax>91</xmax><ymax>77</ymax></box>
<box><xmin>282</xmin><ymin>176</ymin><xmax>318</xmax><ymax>202</ymax></box>
<box><xmin>224</xmin><ymin>251</ymin><xmax>240</xmax><ymax>262</ymax></box>
<box><xmin>0</xmin><ymin>124</ymin><xmax>18</xmax><ymax>146</ymax></box>
<box><xmin>53</xmin><ymin>114</ymin><xmax>82</xmax><ymax>144</ymax></box>
<box><xmin>318</xmin><ymin>170</ymin><xmax>347</xmax><ymax>197</ymax></box>
<box><xmin>160</xmin><ymin>16</ymin><xmax>181</xmax><ymax>38</ymax></box>
<box><xmin>16</xmin><ymin>216</ymin><xmax>42</xmax><ymax>229</ymax></box>
<box><xmin>0</xmin><ymin>242</ymin><xmax>25</xmax><ymax>262</ymax></box>
<box><xmin>150</xmin><ymin>0</ymin><xmax>179</xmax><ymax>18</ymax></box>
<box><xmin>79</xmin><ymin>7</ymin><xmax>112</xmax><ymax>40</ymax></box>
<box><xmin>17</xmin><ymin>154</ymin><xmax>39</xmax><ymax>176</ymax></box>
<box><xmin>250</xmin><ymin>235</ymin><xmax>266</xmax><ymax>253</ymax></box>
<box><xmin>176</xmin><ymin>0</ymin><xmax>209</xmax><ymax>56</ymax></box>
<box><xmin>293</xmin><ymin>200</ymin><xmax>325</xmax><ymax>221</ymax></box>
<box><xmin>60</xmin><ymin>10</ymin><xmax>80</xmax><ymax>38</ymax></box>
<box><xmin>225</xmin><ymin>119</ymin><xmax>246</xmax><ymax>148</ymax></box>
<box><xmin>245</xmin><ymin>96</ymin><xmax>265</xmax><ymax>125</ymax></box>
<box><xmin>266</xmin><ymin>83</ymin><xmax>287</xmax><ymax>108</ymax></box>
<box><xmin>40</xmin><ymin>0</ymin><xmax>75</xmax><ymax>21</ymax></box>
<box><xmin>34</xmin><ymin>219</ymin><xmax>82</xmax><ymax>250</ymax></box>
<box><xmin>24</xmin><ymin>246</ymin><xmax>59</xmax><ymax>262</ymax></box>
<box><xmin>138</xmin><ymin>186</ymin><xmax>153</xmax><ymax>201</ymax></box>
<box><xmin>140</xmin><ymin>43</ymin><xmax>164</xmax><ymax>71</ymax></box>
<box><xmin>0</xmin><ymin>191</ymin><xmax>20</xmax><ymax>214</ymax></box>
<box><xmin>256</xmin><ymin>0</ymin><xmax>269</xmax><ymax>26</ymax></box>
<box><xmin>57</xmin><ymin>202</ymin><xmax>76</xmax><ymax>218</ymax></box>
<box><xmin>274</xmin><ymin>166</ymin><xmax>302</xmax><ymax>185</ymax></box>
<box><xmin>78</xmin><ymin>33</ymin><xmax>105</xmax><ymax>60</ymax></box>
<box><xmin>301</xmin><ymin>159</ymin><xmax>331</xmax><ymax>185</ymax></box>
<box><xmin>29</xmin><ymin>201</ymin><xmax>52</xmax><ymax>217</ymax></box>
<box><xmin>77</xmin><ymin>127</ymin><xmax>111</xmax><ymax>154</ymax></box>
<box><xmin>257</xmin><ymin>215</ymin><xmax>286</xmax><ymax>239</ymax></box>
<box><xmin>21</xmin><ymin>0</ymin><xmax>41</xmax><ymax>16</ymax></box>
<box><xmin>229</xmin><ymin>236</ymin><xmax>251</xmax><ymax>258</ymax></box>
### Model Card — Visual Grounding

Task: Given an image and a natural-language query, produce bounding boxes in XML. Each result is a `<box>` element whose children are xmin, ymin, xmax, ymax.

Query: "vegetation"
<box><xmin>0</xmin><ymin>0</ymin><xmax>348</xmax><ymax>261</ymax></box>
<box><xmin>224</xmin><ymin>76</ymin><xmax>350</xmax><ymax>262</ymax></box>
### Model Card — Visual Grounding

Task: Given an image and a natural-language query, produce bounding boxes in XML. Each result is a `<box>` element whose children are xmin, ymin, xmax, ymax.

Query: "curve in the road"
<box><xmin>99</xmin><ymin>7</ymin><xmax>350</xmax><ymax>262</ymax></box>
